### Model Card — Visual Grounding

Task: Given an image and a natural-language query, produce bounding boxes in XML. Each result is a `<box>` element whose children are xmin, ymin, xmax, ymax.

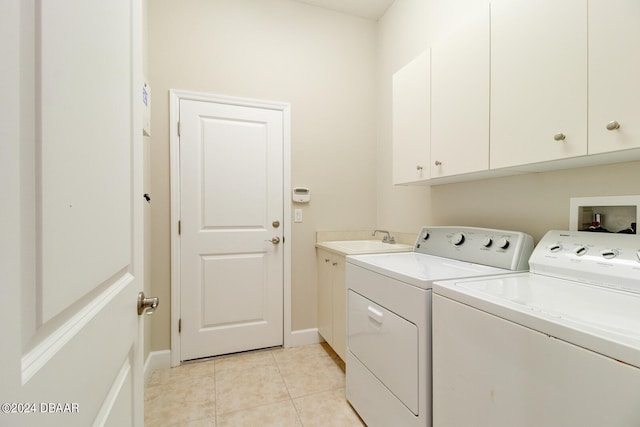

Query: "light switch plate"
<box><xmin>294</xmin><ymin>209</ymin><xmax>302</xmax><ymax>223</ymax></box>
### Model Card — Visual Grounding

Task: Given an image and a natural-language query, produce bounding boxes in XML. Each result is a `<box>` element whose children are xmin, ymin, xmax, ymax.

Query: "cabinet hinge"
<box><xmin>177</xmin><ymin>121</ymin><xmax>181</xmax><ymax>137</ymax></box>
<box><xmin>178</xmin><ymin>318</ymin><xmax>182</xmax><ymax>333</ymax></box>
<box><xmin>178</xmin><ymin>220</ymin><xmax>181</xmax><ymax>235</ymax></box>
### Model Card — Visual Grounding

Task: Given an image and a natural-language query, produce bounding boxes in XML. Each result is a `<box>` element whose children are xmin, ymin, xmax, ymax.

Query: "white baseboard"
<box><xmin>289</xmin><ymin>328</ymin><xmax>323</xmax><ymax>348</ymax></box>
<box><xmin>144</xmin><ymin>329</ymin><xmax>321</xmax><ymax>380</ymax></box>
<box><xmin>143</xmin><ymin>349</ymin><xmax>171</xmax><ymax>385</ymax></box>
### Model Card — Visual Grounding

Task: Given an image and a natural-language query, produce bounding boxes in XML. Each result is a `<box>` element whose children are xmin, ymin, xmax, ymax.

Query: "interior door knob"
<box><xmin>266</xmin><ymin>236</ymin><xmax>280</xmax><ymax>244</ymax></box>
<box><xmin>137</xmin><ymin>292</ymin><xmax>159</xmax><ymax>315</ymax></box>
<box><xmin>553</xmin><ymin>133</ymin><xmax>566</xmax><ymax>141</ymax></box>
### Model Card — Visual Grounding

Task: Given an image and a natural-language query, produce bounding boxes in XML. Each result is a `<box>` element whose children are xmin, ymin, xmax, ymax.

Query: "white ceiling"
<box><xmin>293</xmin><ymin>0</ymin><xmax>396</xmax><ymax>20</ymax></box>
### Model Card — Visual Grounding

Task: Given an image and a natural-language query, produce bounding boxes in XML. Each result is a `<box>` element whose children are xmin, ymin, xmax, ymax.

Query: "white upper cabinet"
<box><xmin>391</xmin><ymin>0</ymin><xmax>640</xmax><ymax>186</ymax></box>
<box><xmin>431</xmin><ymin>4</ymin><xmax>490</xmax><ymax>178</ymax></box>
<box><xmin>588</xmin><ymin>0</ymin><xmax>640</xmax><ymax>154</ymax></box>
<box><xmin>392</xmin><ymin>49</ymin><xmax>431</xmax><ymax>185</ymax></box>
<box><xmin>490</xmin><ymin>0</ymin><xmax>588</xmax><ymax>169</ymax></box>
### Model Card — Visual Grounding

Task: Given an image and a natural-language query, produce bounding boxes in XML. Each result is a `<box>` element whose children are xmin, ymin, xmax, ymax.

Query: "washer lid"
<box><xmin>347</xmin><ymin>252</ymin><xmax>509</xmax><ymax>289</ymax></box>
<box><xmin>433</xmin><ymin>273</ymin><xmax>640</xmax><ymax>368</ymax></box>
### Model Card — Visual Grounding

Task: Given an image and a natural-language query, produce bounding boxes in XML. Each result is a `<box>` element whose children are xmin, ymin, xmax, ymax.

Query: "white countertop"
<box><xmin>316</xmin><ymin>240</ymin><xmax>413</xmax><ymax>256</ymax></box>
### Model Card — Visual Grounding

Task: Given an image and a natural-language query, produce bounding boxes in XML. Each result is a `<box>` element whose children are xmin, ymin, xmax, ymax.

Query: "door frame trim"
<box><xmin>168</xmin><ymin>89</ymin><xmax>291</xmax><ymax>367</ymax></box>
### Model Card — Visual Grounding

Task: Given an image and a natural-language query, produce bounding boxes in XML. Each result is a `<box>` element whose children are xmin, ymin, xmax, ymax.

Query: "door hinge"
<box><xmin>177</xmin><ymin>121</ymin><xmax>181</xmax><ymax>137</ymax></box>
<box><xmin>178</xmin><ymin>318</ymin><xmax>182</xmax><ymax>333</ymax></box>
<box><xmin>178</xmin><ymin>220</ymin><xmax>181</xmax><ymax>235</ymax></box>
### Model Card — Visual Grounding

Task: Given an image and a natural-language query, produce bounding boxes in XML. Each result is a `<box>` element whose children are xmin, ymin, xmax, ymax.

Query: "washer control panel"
<box><xmin>415</xmin><ymin>226</ymin><xmax>534</xmax><ymax>271</ymax></box>
<box><xmin>530</xmin><ymin>230</ymin><xmax>640</xmax><ymax>294</ymax></box>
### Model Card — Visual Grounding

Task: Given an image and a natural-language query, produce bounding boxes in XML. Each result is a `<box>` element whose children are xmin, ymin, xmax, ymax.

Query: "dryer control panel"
<box><xmin>414</xmin><ymin>226</ymin><xmax>534</xmax><ymax>271</ymax></box>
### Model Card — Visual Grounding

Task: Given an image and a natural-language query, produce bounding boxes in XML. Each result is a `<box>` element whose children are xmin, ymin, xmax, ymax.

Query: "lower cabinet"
<box><xmin>316</xmin><ymin>248</ymin><xmax>346</xmax><ymax>360</ymax></box>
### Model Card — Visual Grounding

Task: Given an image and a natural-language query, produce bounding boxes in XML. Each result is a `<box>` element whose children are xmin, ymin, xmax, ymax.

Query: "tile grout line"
<box><xmin>214</xmin><ymin>348</ymin><xmax>297</xmax><ymax>424</ymax></box>
<box><xmin>213</xmin><ymin>357</ymin><xmax>218</xmax><ymax>426</ymax></box>
<box><xmin>271</xmin><ymin>348</ymin><xmax>305</xmax><ymax>426</ymax></box>
<box><xmin>145</xmin><ymin>344</ymin><xmax>355</xmax><ymax>427</ymax></box>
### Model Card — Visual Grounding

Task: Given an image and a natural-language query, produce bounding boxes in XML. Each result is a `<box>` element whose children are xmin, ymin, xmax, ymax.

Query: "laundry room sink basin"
<box><xmin>316</xmin><ymin>240</ymin><xmax>413</xmax><ymax>255</ymax></box>
<box><xmin>330</xmin><ymin>240</ymin><xmax>412</xmax><ymax>251</ymax></box>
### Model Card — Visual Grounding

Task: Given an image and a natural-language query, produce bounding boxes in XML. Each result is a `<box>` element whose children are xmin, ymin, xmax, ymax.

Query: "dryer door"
<box><xmin>348</xmin><ymin>290</ymin><xmax>419</xmax><ymax>414</ymax></box>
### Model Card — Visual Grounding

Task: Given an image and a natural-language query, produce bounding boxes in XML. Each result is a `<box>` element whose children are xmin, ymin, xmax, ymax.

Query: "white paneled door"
<box><xmin>1</xmin><ymin>0</ymin><xmax>144</xmax><ymax>426</ymax></box>
<box><xmin>179</xmin><ymin>99</ymin><xmax>284</xmax><ymax>361</ymax></box>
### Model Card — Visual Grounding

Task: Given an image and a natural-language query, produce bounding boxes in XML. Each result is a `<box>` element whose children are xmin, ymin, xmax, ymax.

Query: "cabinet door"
<box><xmin>588</xmin><ymin>0</ymin><xmax>640</xmax><ymax>154</ymax></box>
<box><xmin>331</xmin><ymin>254</ymin><xmax>346</xmax><ymax>360</ymax></box>
<box><xmin>316</xmin><ymin>249</ymin><xmax>333</xmax><ymax>345</ymax></box>
<box><xmin>490</xmin><ymin>0</ymin><xmax>588</xmax><ymax>169</ymax></box>
<box><xmin>431</xmin><ymin>4</ymin><xmax>489</xmax><ymax>178</ymax></box>
<box><xmin>392</xmin><ymin>49</ymin><xmax>430</xmax><ymax>184</ymax></box>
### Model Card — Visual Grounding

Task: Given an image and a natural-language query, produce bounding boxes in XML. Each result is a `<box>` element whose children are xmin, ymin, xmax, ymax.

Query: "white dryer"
<box><xmin>345</xmin><ymin>226</ymin><xmax>534</xmax><ymax>427</ymax></box>
<box><xmin>433</xmin><ymin>230</ymin><xmax>640</xmax><ymax>427</ymax></box>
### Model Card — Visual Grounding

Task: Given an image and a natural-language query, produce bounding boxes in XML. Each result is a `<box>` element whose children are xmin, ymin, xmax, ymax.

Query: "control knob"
<box><xmin>496</xmin><ymin>238</ymin><xmax>510</xmax><ymax>250</ymax></box>
<box><xmin>481</xmin><ymin>237</ymin><xmax>493</xmax><ymax>248</ymax></box>
<box><xmin>549</xmin><ymin>244</ymin><xmax>562</xmax><ymax>253</ymax></box>
<box><xmin>574</xmin><ymin>246</ymin><xmax>588</xmax><ymax>256</ymax></box>
<box><xmin>600</xmin><ymin>249</ymin><xmax>618</xmax><ymax>259</ymax></box>
<box><xmin>451</xmin><ymin>233</ymin><xmax>465</xmax><ymax>246</ymax></box>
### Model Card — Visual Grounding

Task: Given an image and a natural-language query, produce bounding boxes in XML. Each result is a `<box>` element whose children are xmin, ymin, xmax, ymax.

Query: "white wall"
<box><xmin>376</xmin><ymin>0</ymin><xmax>432</xmax><ymax>233</ymax></box>
<box><xmin>148</xmin><ymin>0</ymin><xmax>640</xmax><ymax>354</ymax></box>
<box><xmin>148</xmin><ymin>0</ymin><xmax>378</xmax><ymax>350</ymax></box>
<box><xmin>376</xmin><ymin>0</ymin><xmax>640</xmax><ymax>242</ymax></box>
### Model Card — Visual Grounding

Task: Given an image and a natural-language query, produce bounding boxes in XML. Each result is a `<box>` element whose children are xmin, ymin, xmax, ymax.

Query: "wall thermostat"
<box><xmin>292</xmin><ymin>187</ymin><xmax>310</xmax><ymax>203</ymax></box>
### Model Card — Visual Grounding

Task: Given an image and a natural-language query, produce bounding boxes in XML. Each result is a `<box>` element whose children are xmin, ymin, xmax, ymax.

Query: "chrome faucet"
<box><xmin>373</xmin><ymin>229</ymin><xmax>395</xmax><ymax>244</ymax></box>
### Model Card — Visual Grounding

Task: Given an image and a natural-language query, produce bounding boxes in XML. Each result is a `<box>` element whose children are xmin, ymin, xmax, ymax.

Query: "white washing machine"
<box><xmin>432</xmin><ymin>230</ymin><xmax>640</xmax><ymax>427</ymax></box>
<box><xmin>345</xmin><ymin>226</ymin><xmax>534</xmax><ymax>427</ymax></box>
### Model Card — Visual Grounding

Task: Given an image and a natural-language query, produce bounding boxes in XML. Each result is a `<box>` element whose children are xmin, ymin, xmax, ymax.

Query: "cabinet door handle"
<box><xmin>332</xmin><ymin>262</ymin><xmax>338</xmax><ymax>266</ymax></box>
<box><xmin>553</xmin><ymin>133</ymin><xmax>566</xmax><ymax>141</ymax></box>
<box><xmin>324</xmin><ymin>258</ymin><xmax>330</xmax><ymax>263</ymax></box>
<box><xmin>606</xmin><ymin>121</ymin><xmax>620</xmax><ymax>131</ymax></box>
<box><xmin>367</xmin><ymin>306</ymin><xmax>384</xmax><ymax>323</ymax></box>
<box><xmin>416</xmin><ymin>165</ymin><xmax>423</xmax><ymax>171</ymax></box>
<box><xmin>434</xmin><ymin>160</ymin><xmax>442</xmax><ymax>166</ymax></box>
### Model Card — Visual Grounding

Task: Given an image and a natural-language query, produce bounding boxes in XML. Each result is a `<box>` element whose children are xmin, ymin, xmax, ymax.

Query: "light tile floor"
<box><xmin>145</xmin><ymin>343</ymin><xmax>366</xmax><ymax>427</ymax></box>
